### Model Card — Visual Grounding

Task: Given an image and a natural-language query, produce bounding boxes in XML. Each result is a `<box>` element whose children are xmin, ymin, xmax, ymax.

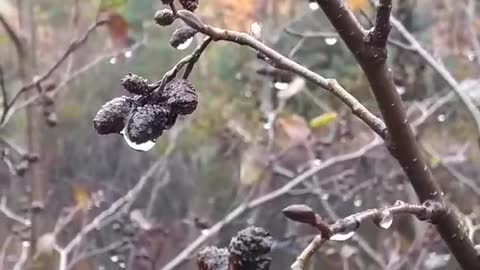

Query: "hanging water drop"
<box><xmin>353</xmin><ymin>197</ymin><xmax>362</xmax><ymax>207</ymax></box>
<box><xmin>437</xmin><ymin>114</ymin><xmax>446</xmax><ymax>122</ymax></box>
<box><xmin>22</xmin><ymin>241</ymin><xmax>31</xmax><ymax>247</ymax></box>
<box><xmin>176</xmin><ymin>37</ymin><xmax>193</xmax><ymax>50</ymax></box>
<box><xmin>110</xmin><ymin>255</ymin><xmax>119</xmax><ymax>263</ymax></box>
<box><xmin>109</xmin><ymin>57</ymin><xmax>117</xmax><ymax>65</ymax></box>
<box><xmin>321</xmin><ymin>193</ymin><xmax>330</xmax><ymax>201</ymax></box>
<box><xmin>274</xmin><ymin>81</ymin><xmax>290</xmax><ymax>90</ymax></box>
<box><xmin>330</xmin><ymin>230</ymin><xmax>355</xmax><ymax>241</ymax></box>
<box><xmin>121</xmin><ymin>128</ymin><xmax>156</xmax><ymax>152</ymax></box>
<box><xmin>324</xmin><ymin>37</ymin><xmax>338</xmax><ymax>46</ymax></box>
<box><xmin>374</xmin><ymin>209</ymin><xmax>393</xmax><ymax>229</ymax></box>
<box><xmin>124</xmin><ymin>50</ymin><xmax>133</xmax><ymax>58</ymax></box>
<box><xmin>309</xmin><ymin>1</ymin><xmax>319</xmax><ymax>10</ymax></box>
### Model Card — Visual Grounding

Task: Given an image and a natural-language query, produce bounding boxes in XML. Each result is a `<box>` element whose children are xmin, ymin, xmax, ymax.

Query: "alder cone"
<box><xmin>197</xmin><ymin>246</ymin><xmax>229</xmax><ymax>270</ymax></box>
<box><xmin>126</xmin><ymin>104</ymin><xmax>171</xmax><ymax>143</ymax></box>
<box><xmin>179</xmin><ymin>0</ymin><xmax>199</xmax><ymax>11</ymax></box>
<box><xmin>228</xmin><ymin>227</ymin><xmax>272</xmax><ymax>270</ymax></box>
<box><xmin>94</xmin><ymin>96</ymin><xmax>132</xmax><ymax>134</ymax></box>
<box><xmin>121</xmin><ymin>73</ymin><xmax>150</xmax><ymax>95</ymax></box>
<box><xmin>154</xmin><ymin>9</ymin><xmax>175</xmax><ymax>26</ymax></box>
<box><xmin>170</xmin><ymin>26</ymin><xmax>197</xmax><ymax>48</ymax></box>
<box><xmin>160</xmin><ymin>79</ymin><xmax>198</xmax><ymax>115</ymax></box>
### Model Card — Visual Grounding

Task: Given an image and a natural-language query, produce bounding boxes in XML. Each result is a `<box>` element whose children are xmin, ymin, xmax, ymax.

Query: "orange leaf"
<box><xmin>348</xmin><ymin>0</ymin><xmax>370</xmax><ymax>11</ymax></box>
<box><xmin>103</xmin><ymin>12</ymin><xmax>130</xmax><ymax>52</ymax></box>
<box><xmin>73</xmin><ymin>186</ymin><xmax>91</xmax><ymax>211</ymax></box>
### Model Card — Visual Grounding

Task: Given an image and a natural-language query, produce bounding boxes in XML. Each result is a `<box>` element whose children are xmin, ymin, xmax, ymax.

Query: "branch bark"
<box><xmin>314</xmin><ymin>0</ymin><xmax>480</xmax><ymax>269</ymax></box>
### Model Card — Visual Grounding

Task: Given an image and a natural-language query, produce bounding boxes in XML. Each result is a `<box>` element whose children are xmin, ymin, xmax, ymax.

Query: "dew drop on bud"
<box><xmin>308</xmin><ymin>1</ymin><xmax>319</xmax><ymax>10</ymax></box>
<box><xmin>330</xmin><ymin>231</ymin><xmax>355</xmax><ymax>241</ymax></box>
<box><xmin>176</xmin><ymin>37</ymin><xmax>193</xmax><ymax>50</ymax></box>
<box><xmin>374</xmin><ymin>209</ymin><xmax>393</xmax><ymax>229</ymax></box>
<box><xmin>121</xmin><ymin>128</ymin><xmax>156</xmax><ymax>152</ymax></box>
<box><xmin>324</xmin><ymin>37</ymin><xmax>338</xmax><ymax>46</ymax></box>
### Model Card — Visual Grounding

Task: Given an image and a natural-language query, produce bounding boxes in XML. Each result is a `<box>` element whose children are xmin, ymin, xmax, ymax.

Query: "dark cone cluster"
<box><xmin>179</xmin><ymin>0</ymin><xmax>199</xmax><ymax>11</ymax></box>
<box><xmin>170</xmin><ymin>26</ymin><xmax>197</xmax><ymax>49</ymax></box>
<box><xmin>121</xmin><ymin>73</ymin><xmax>151</xmax><ymax>95</ymax></box>
<box><xmin>160</xmin><ymin>79</ymin><xmax>198</xmax><ymax>115</ymax></box>
<box><xmin>94</xmin><ymin>96</ymin><xmax>132</xmax><ymax>134</ymax></box>
<box><xmin>197</xmin><ymin>247</ymin><xmax>229</xmax><ymax>270</ymax></box>
<box><xmin>154</xmin><ymin>9</ymin><xmax>175</xmax><ymax>26</ymax></box>
<box><xmin>228</xmin><ymin>227</ymin><xmax>273</xmax><ymax>270</ymax></box>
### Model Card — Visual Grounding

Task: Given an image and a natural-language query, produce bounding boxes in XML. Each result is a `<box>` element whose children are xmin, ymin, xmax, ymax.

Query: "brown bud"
<box><xmin>179</xmin><ymin>0</ymin><xmax>199</xmax><ymax>12</ymax></box>
<box><xmin>282</xmin><ymin>204</ymin><xmax>317</xmax><ymax>225</ymax></box>
<box><xmin>121</xmin><ymin>73</ymin><xmax>151</xmax><ymax>95</ymax></box>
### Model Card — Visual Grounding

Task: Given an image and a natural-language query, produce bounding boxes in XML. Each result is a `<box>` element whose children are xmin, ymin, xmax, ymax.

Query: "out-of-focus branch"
<box><xmin>11</xmin><ymin>243</ymin><xmax>28</xmax><ymax>270</ymax></box>
<box><xmin>0</xmin><ymin>12</ymin><xmax>25</xmax><ymax>60</ymax></box>
<box><xmin>161</xmin><ymin>136</ymin><xmax>382</xmax><ymax>270</ymax></box>
<box><xmin>290</xmin><ymin>235</ymin><xmax>325</xmax><ymax>270</ymax></box>
<box><xmin>0</xmin><ymin>196</ymin><xmax>31</xmax><ymax>226</ymax></box>
<box><xmin>390</xmin><ymin>15</ymin><xmax>480</xmax><ymax>141</ymax></box>
<box><xmin>176</xmin><ymin>10</ymin><xmax>387</xmax><ymax>138</ymax></box>
<box><xmin>0</xmin><ymin>19</ymin><xmax>107</xmax><ymax>125</ymax></box>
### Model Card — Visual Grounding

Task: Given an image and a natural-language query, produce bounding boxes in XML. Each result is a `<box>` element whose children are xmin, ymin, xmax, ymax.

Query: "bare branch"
<box><xmin>176</xmin><ymin>10</ymin><xmax>387</xmax><ymax>138</ymax></box>
<box><xmin>368</xmin><ymin>0</ymin><xmax>392</xmax><ymax>48</ymax></box>
<box><xmin>290</xmin><ymin>235</ymin><xmax>325</xmax><ymax>270</ymax></box>
<box><xmin>0</xmin><ymin>196</ymin><xmax>31</xmax><ymax>226</ymax></box>
<box><xmin>0</xmin><ymin>13</ymin><xmax>25</xmax><ymax>60</ymax></box>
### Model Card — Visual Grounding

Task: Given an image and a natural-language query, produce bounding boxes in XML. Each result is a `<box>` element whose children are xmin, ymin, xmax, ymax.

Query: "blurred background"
<box><xmin>0</xmin><ymin>0</ymin><xmax>479</xmax><ymax>269</ymax></box>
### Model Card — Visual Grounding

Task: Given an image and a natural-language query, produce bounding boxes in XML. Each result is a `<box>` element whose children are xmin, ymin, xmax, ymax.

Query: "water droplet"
<box><xmin>122</xmin><ymin>128</ymin><xmax>156</xmax><ymax>152</ymax></box>
<box><xmin>324</xmin><ymin>37</ymin><xmax>338</xmax><ymax>46</ymax></box>
<box><xmin>424</xmin><ymin>252</ymin><xmax>450</xmax><ymax>269</ymax></box>
<box><xmin>22</xmin><ymin>241</ymin><xmax>30</xmax><ymax>247</ymax></box>
<box><xmin>119</xmin><ymin>262</ymin><xmax>127</xmax><ymax>269</ymax></box>
<box><xmin>263</xmin><ymin>122</ymin><xmax>272</xmax><ymax>130</ymax></box>
<box><xmin>394</xmin><ymin>200</ymin><xmax>405</xmax><ymax>206</ymax></box>
<box><xmin>412</xmin><ymin>158</ymin><xmax>417</xmax><ymax>163</ymax></box>
<box><xmin>274</xmin><ymin>81</ymin><xmax>289</xmax><ymax>90</ymax></box>
<box><xmin>25</xmin><ymin>220</ymin><xmax>31</xmax><ymax>226</ymax></box>
<box><xmin>321</xmin><ymin>193</ymin><xmax>330</xmax><ymax>201</ymax></box>
<box><xmin>437</xmin><ymin>114</ymin><xmax>446</xmax><ymax>122</ymax></box>
<box><xmin>176</xmin><ymin>37</ymin><xmax>193</xmax><ymax>50</ymax></box>
<box><xmin>124</xmin><ymin>50</ymin><xmax>133</xmax><ymax>58</ymax></box>
<box><xmin>353</xmin><ymin>197</ymin><xmax>362</xmax><ymax>207</ymax></box>
<box><xmin>374</xmin><ymin>209</ymin><xmax>393</xmax><ymax>229</ymax></box>
<box><xmin>312</xmin><ymin>159</ymin><xmax>322</xmax><ymax>166</ymax></box>
<box><xmin>109</xmin><ymin>57</ymin><xmax>117</xmax><ymax>65</ymax></box>
<box><xmin>110</xmin><ymin>255</ymin><xmax>119</xmax><ymax>263</ymax></box>
<box><xmin>309</xmin><ymin>1</ymin><xmax>319</xmax><ymax>10</ymax></box>
<box><xmin>330</xmin><ymin>231</ymin><xmax>355</xmax><ymax>241</ymax></box>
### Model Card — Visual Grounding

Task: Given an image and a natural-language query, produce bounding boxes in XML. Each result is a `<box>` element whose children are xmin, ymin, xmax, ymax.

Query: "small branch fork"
<box><xmin>284</xmin><ymin>200</ymin><xmax>446</xmax><ymax>270</ymax></box>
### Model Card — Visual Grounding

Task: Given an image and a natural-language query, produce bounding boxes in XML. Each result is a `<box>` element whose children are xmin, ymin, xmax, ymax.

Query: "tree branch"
<box><xmin>0</xmin><ymin>12</ymin><xmax>25</xmax><ymax>60</ymax></box>
<box><xmin>176</xmin><ymin>10</ymin><xmax>387</xmax><ymax>138</ymax></box>
<box><xmin>314</xmin><ymin>0</ymin><xmax>480</xmax><ymax>268</ymax></box>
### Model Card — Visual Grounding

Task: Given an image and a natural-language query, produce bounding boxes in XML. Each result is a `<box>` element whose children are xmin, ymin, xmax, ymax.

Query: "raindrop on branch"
<box><xmin>330</xmin><ymin>231</ymin><xmax>355</xmax><ymax>241</ymax></box>
<box><xmin>121</xmin><ymin>128</ymin><xmax>156</xmax><ymax>152</ymax></box>
<box><xmin>175</xmin><ymin>37</ymin><xmax>194</xmax><ymax>50</ymax></box>
<box><xmin>324</xmin><ymin>37</ymin><xmax>338</xmax><ymax>46</ymax></box>
<box><xmin>110</xmin><ymin>255</ymin><xmax>119</xmax><ymax>263</ymax></box>
<box><xmin>274</xmin><ymin>81</ymin><xmax>290</xmax><ymax>90</ymax></box>
<box><xmin>373</xmin><ymin>209</ymin><xmax>393</xmax><ymax>229</ymax></box>
<box><xmin>22</xmin><ymin>241</ymin><xmax>31</xmax><ymax>248</ymax></box>
<box><xmin>353</xmin><ymin>197</ymin><xmax>362</xmax><ymax>208</ymax></box>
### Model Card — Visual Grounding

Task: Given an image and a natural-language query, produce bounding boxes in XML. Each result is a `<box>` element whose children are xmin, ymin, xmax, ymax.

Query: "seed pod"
<box><xmin>94</xmin><ymin>96</ymin><xmax>132</xmax><ymax>135</ymax></box>
<box><xmin>170</xmin><ymin>26</ymin><xmax>197</xmax><ymax>49</ymax></box>
<box><xmin>121</xmin><ymin>73</ymin><xmax>151</xmax><ymax>95</ymax></box>
<box><xmin>160</xmin><ymin>79</ymin><xmax>198</xmax><ymax>115</ymax></box>
<box><xmin>179</xmin><ymin>0</ymin><xmax>199</xmax><ymax>11</ymax></box>
<box><xmin>154</xmin><ymin>9</ymin><xmax>175</xmax><ymax>26</ymax></box>
<box><xmin>197</xmin><ymin>246</ymin><xmax>229</xmax><ymax>270</ymax></box>
<box><xmin>228</xmin><ymin>227</ymin><xmax>273</xmax><ymax>270</ymax></box>
<box><xmin>126</xmin><ymin>104</ymin><xmax>171</xmax><ymax>144</ymax></box>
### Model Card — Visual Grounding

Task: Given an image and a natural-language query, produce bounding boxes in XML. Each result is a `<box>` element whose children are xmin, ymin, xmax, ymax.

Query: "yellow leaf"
<box><xmin>309</xmin><ymin>112</ymin><xmax>338</xmax><ymax>129</ymax></box>
<box><xmin>240</xmin><ymin>145</ymin><xmax>268</xmax><ymax>186</ymax></box>
<box><xmin>73</xmin><ymin>186</ymin><xmax>91</xmax><ymax>211</ymax></box>
<box><xmin>348</xmin><ymin>0</ymin><xmax>370</xmax><ymax>11</ymax></box>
